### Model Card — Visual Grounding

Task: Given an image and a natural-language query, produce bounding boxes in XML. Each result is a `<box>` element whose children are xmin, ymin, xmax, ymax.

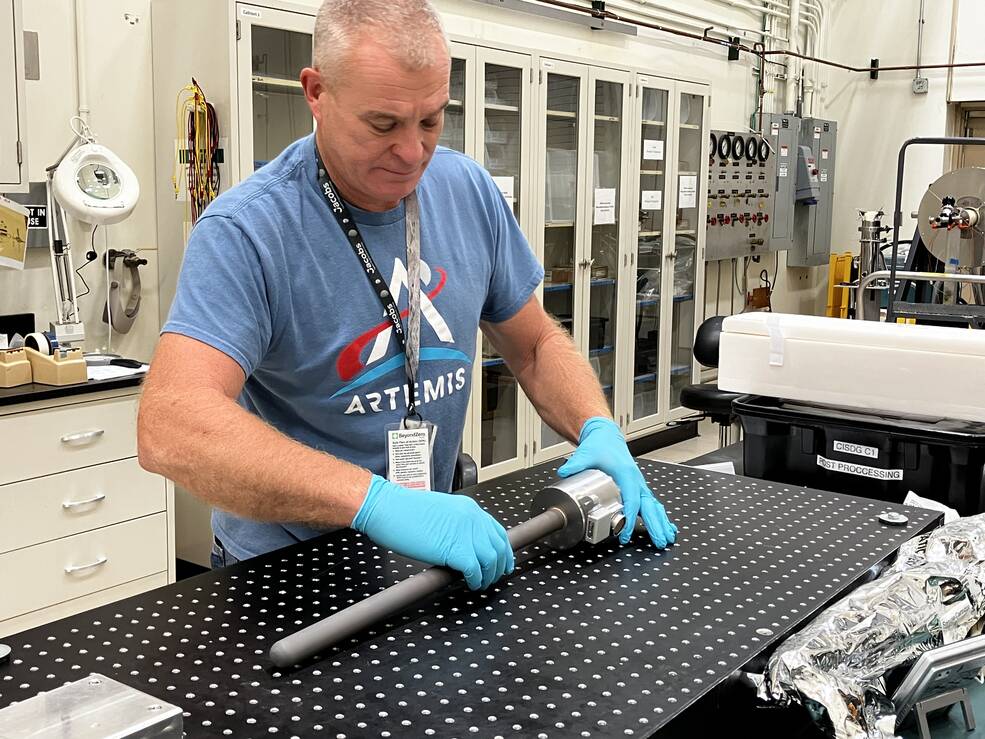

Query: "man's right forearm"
<box><xmin>138</xmin><ymin>386</ymin><xmax>371</xmax><ymax>529</ymax></box>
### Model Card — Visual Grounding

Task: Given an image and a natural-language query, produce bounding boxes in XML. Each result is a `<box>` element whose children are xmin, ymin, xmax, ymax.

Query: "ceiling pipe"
<box><xmin>523</xmin><ymin>0</ymin><xmax>985</xmax><ymax>76</ymax></box>
<box><xmin>784</xmin><ymin>0</ymin><xmax>801</xmax><ymax>112</ymax></box>
<box><xmin>611</xmin><ymin>0</ymin><xmax>784</xmax><ymax>41</ymax></box>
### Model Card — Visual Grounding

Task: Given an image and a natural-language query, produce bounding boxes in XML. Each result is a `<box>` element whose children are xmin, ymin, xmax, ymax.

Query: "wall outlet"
<box><xmin>912</xmin><ymin>77</ymin><xmax>929</xmax><ymax>95</ymax></box>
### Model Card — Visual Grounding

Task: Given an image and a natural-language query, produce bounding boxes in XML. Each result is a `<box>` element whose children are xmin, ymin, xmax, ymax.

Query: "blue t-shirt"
<box><xmin>163</xmin><ymin>135</ymin><xmax>543</xmax><ymax>560</ymax></box>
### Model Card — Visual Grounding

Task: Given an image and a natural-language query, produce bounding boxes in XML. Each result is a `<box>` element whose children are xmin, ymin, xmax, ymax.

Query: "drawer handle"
<box><xmin>60</xmin><ymin>429</ymin><xmax>106</xmax><ymax>445</ymax></box>
<box><xmin>62</xmin><ymin>493</ymin><xmax>107</xmax><ymax>509</ymax></box>
<box><xmin>64</xmin><ymin>556</ymin><xmax>108</xmax><ymax>574</ymax></box>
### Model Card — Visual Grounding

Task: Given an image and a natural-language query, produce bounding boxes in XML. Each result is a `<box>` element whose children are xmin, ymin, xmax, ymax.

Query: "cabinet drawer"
<box><xmin>0</xmin><ymin>513</ymin><xmax>167</xmax><ymax>621</ymax></box>
<box><xmin>0</xmin><ymin>458</ymin><xmax>166</xmax><ymax>554</ymax></box>
<box><xmin>0</xmin><ymin>395</ymin><xmax>139</xmax><ymax>485</ymax></box>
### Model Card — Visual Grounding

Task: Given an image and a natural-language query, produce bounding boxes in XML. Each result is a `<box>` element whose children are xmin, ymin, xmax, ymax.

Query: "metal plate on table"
<box><xmin>0</xmin><ymin>673</ymin><xmax>182</xmax><ymax>738</ymax></box>
<box><xmin>0</xmin><ymin>460</ymin><xmax>939</xmax><ymax>738</ymax></box>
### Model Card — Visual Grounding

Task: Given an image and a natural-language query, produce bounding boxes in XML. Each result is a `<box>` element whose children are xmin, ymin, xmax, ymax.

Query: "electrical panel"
<box><xmin>704</xmin><ymin>130</ymin><xmax>778</xmax><ymax>261</ymax></box>
<box><xmin>759</xmin><ymin>113</ymin><xmax>800</xmax><ymax>252</ymax></box>
<box><xmin>790</xmin><ymin>117</ymin><xmax>837</xmax><ymax>267</ymax></box>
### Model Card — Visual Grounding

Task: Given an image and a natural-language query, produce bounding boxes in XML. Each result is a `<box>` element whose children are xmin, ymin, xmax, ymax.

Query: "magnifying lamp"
<box><xmin>52</xmin><ymin>143</ymin><xmax>139</xmax><ymax>226</ymax></box>
<box><xmin>43</xmin><ymin>121</ymin><xmax>141</xmax><ymax>349</ymax></box>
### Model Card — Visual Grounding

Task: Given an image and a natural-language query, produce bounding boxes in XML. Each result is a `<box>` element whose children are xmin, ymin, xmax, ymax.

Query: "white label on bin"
<box><xmin>833</xmin><ymin>440</ymin><xmax>878</xmax><ymax>459</ymax></box>
<box><xmin>817</xmin><ymin>455</ymin><xmax>902</xmax><ymax>481</ymax></box>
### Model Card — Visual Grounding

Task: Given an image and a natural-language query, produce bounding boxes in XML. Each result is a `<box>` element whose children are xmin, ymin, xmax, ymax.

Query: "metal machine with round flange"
<box><xmin>917</xmin><ymin>167</ymin><xmax>985</xmax><ymax>267</ymax></box>
<box><xmin>268</xmin><ymin>469</ymin><xmax>626</xmax><ymax>668</ymax></box>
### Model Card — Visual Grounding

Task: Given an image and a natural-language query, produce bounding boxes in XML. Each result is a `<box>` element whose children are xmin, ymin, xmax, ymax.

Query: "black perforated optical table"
<box><xmin>0</xmin><ymin>460</ymin><xmax>940</xmax><ymax>738</ymax></box>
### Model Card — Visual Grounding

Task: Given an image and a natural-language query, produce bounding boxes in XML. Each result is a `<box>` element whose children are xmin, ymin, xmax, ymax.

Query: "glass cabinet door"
<box><xmin>668</xmin><ymin>89</ymin><xmax>707</xmax><ymax>410</ymax></box>
<box><xmin>236</xmin><ymin>6</ymin><xmax>315</xmax><ymax>180</ymax></box>
<box><xmin>627</xmin><ymin>78</ymin><xmax>670</xmax><ymax>429</ymax></box>
<box><xmin>439</xmin><ymin>56</ymin><xmax>468</xmax><ymax>153</ymax></box>
<box><xmin>538</xmin><ymin>62</ymin><xmax>586</xmax><ymax>456</ymax></box>
<box><xmin>474</xmin><ymin>49</ymin><xmax>531</xmax><ymax>479</ymax></box>
<box><xmin>586</xmin><ymin>71</ymin><xmax>629</xmax><ymax>417</ymax></box>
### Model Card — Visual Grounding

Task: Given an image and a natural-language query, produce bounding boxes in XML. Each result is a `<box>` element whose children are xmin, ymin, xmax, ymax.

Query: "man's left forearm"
<box><xmin>505</xmin><ymin>318</ymin><xmax>610</xmax><ymax>444</ymax></box>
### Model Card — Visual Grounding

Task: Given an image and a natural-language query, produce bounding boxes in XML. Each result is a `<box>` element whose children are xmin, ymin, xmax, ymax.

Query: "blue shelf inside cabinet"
<box><xmin>482</xmin><ymin>356</ymin><xmax>506</xmax><ymax>367</ymax></box>
<box><xmin>633</xmin><ymin>373</ymin><xmax>657</xmax><ymax>384</ymax></box>
<box><xmin>544</xmin><ymin>278</ymin><xmax>616</xmax><ymax>294</ymax></box>
<box><xmin>671</xmin><ymin>364</ymin><xmax>692</xmax><ymax>376</ymax></box>
<box><xmin>635</xmin><ymin>293</ymin><xmax>694</xmax><ymax>308</ymax></box>
<box><xmin>589</xmin><ymin>346</ymin><xmax>614</xmax><ymax>358</ymax></box>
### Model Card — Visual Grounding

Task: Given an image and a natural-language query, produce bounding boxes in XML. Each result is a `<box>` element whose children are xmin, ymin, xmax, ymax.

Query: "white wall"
<box><xmin>0</xmin><ymin>0</ymin><xmax>160</xmax><ymax>361</ymax></box>
<box><xmin>822</xmin><ymin>0</ymin><xmax>954</xmax><ymax>274</ymax></box>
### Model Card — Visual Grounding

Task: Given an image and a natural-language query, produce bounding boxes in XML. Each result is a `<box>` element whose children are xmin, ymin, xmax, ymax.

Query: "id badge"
<box><xmin>385</xmin><ymin>420</ymin><xmax>437</xmax><ymax>490</ymax></box>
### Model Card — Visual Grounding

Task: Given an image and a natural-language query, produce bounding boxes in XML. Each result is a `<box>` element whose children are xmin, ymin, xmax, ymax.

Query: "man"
<box><xmin>138</xmin><ymin>0</ymin><xmax>676</xmax><ymax>590</ymax></box>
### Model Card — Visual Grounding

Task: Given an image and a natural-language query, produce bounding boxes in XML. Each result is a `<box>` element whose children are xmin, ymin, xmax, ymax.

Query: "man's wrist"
<box><xmin>577</xmin><ymin>416</ymin><xmax>618</xmax><ymax>444</ymax></box>
<box><xmin>350</xmin><ymin>473</ymin><xmax>386</xmax><ymax>531</ymax></box>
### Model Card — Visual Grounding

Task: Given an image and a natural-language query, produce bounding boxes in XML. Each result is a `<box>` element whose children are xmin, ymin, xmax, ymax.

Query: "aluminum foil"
<box><xmin>763</xmin><ymin>514</ymin><xmax>985</xmax><ymax>739</ymax></box>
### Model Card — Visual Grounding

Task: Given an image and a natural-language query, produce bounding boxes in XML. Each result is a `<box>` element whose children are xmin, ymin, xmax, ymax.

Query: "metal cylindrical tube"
<box><xmin>268</xmin><ymin>508</ymin><xmax>566</xmax><ymax>668</ymax></box>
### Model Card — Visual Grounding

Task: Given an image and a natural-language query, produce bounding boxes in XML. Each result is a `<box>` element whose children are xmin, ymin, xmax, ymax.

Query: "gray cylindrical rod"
<box><xmin>269</xmin><ymin>508</ymin><xmax>566</xmax><ymax>668</ymax></box>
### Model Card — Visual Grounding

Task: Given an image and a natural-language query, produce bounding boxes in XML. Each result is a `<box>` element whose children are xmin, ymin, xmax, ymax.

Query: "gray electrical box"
<box><xmin>790</xmin><ymin>117</ymin><xmax>837</xmax><ymax>267</ymax></box>
<box><xmin>758</xmin><ymin>113</ymin><xmax>801</xmax><ymax>253</ymax></box>
<box><xmin>704</xmin><ymin>129</ymin><xmax>778</xmax><ymax>261</ymax></box>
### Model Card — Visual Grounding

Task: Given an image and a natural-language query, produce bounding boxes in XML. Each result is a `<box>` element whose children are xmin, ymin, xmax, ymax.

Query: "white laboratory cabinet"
<box><xmin>0</xmin><ymin>0</ymin><xmax>28</xmax><ymax>191</ymax></box>
<box><xmin>442</xmin><ymin>50</ymin><xmax>709</xmax><ymax>478</ymax></box>
<box><xmin>0</xmin><ymin>389</ymin><xmax>176</xmax><ymax>637</ymax></box>
<box><xmin>151</xmin><ymin>0</ymin><xmax>710</xmax><ymax>488</ymax></box>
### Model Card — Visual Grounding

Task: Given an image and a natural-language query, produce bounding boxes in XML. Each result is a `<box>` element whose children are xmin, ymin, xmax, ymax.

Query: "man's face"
<box><xmin>304</xmin><ymin>36</ymin><xmax>450</xmax><ymax>211</ymax></box>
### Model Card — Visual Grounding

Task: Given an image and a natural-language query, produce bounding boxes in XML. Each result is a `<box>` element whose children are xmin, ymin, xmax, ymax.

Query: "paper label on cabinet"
<box><xmin>771</xmin><ymin>122</ymin><xmax>779</xmax><ymax>135</ymax></box>
<box><xmin>779</xmin><ymin>145</ymin><xmax>789</xmax><ymax>157</ymax></box>
<box><xmin>814</xmin><ymin>126</ymin><xmax>821</xmax><ymax>139</ymax></box>
<box><xmin>820</xmin><ymin>171</ymin><xmax>828</xmax><ymax>182</ymax></box>
<box><xmin>239</xmin><ymin>6</ymin><xmax>262</xmax><ymax>17</ymax></box>
<box><xmin>641</xmin><ymin>190</ymin><xmax>662</xmax><ymax>211</ymax></box>
<box><xmin>594</xmin><ymin>188</ymin><xmax>617</xmax><ymax>225</ymax></box>
<box><xmin>778</xmin><ymin>164</ymin><xmax>788</xmax><ymax>178</ymax></box>
<box><xmin>678</xmin><ymin>176</ymin><xmax>697</xmax><ymax>209</ymax></box>
<box><xmin>492</xmin><ymin>176</ymin><xmax>515</xmax><ymax>209</ymax></box>
<box><xmin>643</xmin><ymin>140</ymin><xmax>665</xmax><ymax>161</ymax></box>
<box><xmin>542</xmin><ymin>60</ymin><xmax>555</xmax><ymax>70</ymax></box>
<box><xmin>821</xmin><ymin>148</ymin><xmax>829</xmax><ymax>160</ymax></box>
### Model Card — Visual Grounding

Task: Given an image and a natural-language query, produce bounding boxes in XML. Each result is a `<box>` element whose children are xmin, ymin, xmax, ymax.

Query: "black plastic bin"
<box><xmin>735</xmin><ymin>395</ymin><xmax>985</xmax><ymax>515</ymax></box>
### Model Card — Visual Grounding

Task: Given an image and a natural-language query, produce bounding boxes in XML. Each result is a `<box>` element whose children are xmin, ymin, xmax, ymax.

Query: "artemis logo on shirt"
<box><xmin>333</xmin><ymin>257</ymin><xmax>471</xmax><ymax>415</ymax></box>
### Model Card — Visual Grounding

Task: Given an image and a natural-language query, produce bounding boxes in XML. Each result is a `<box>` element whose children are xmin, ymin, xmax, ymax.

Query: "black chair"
<box><xmin>679</xmin><ymin>316</ymin><xmax>745</xmax><ymax>448</ymax></box>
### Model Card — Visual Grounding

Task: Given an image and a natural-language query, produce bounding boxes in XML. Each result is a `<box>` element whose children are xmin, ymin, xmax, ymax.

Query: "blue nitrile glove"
<box><xmin>558</xmin><ymin>417</ymin><xmax>678</xmax><ymax>548</ymax></box>
<box><xmin>352</xmin><ymin>475</ymin><xmax>515</xmax><ymax>590</ymax></box>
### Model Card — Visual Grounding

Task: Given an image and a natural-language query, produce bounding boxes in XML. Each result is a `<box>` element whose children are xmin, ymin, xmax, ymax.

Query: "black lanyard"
<box><xmin>314</xmin><ymin>151</ymin><xmax>422</xmax><ymax>420</ymax></box>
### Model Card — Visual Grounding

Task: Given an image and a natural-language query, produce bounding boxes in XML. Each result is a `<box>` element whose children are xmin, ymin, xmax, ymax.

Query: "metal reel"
<box><xmin>917</xmin><ymin>167</ymin><xmax>985</xmax><ymax>267</ymax></box>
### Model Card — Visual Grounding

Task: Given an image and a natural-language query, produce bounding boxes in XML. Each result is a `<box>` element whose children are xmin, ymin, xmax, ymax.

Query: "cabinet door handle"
<box><xmin>64</xmin><ymin>556</ymin><xmax>108</xmax><ymax>574</ymax></box>
<box><xmin>62</xmin><ymin>493</ymin><xmax>107</xmax><ymax>509</ymax></box>
<box><xmin>60</xmin><ymin>429</ymin><xmax>105</xmax><ymax>445</ymax></box>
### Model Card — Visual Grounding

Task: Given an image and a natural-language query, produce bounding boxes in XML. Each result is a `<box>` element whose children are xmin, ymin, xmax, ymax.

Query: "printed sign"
<box><xmin>641</xmin><ymin>190</ymin><xmax>662</xmax><ymax>211</ymax></box>
<box><xmin>26</xmin><ymin>205</ymin><xmax>47</xmax><ymax>229</ymax></box>
<box><xmin>492</xmin><ymin>176</ymin><xmax>515</xmax><ymax>210</ymax></box>
<box><xmin>817</xmin><ymin>455</ymin><xmax>902</xmax><ymax>481</ymax></box>
<box><xmin>833</xmin><ymin>440</ymin><xmax>878</xmax><ymax>459</ymax></box>
<box><xmin>643</xmin><ymin>140</ymin><xmax>665</xmax><ymax>161</ymax></box>
<box><xmin>239</xmin><ymin>6</ymin><xmax>262</xmax><ymax>17</ymax></box>
<box><xmin>778</xmin><ymin>164</ymin><xmax>788</xmax><ymax>178</ymax></box>
<box><xmin>678</xmin><ymin>175</ymin><xmax>697</xmax><ymax>209</ymax></box>
<box><xmin>593</xmin><ymin>188</ymin><xmax>616</xmax><ymax>225</ymax></box>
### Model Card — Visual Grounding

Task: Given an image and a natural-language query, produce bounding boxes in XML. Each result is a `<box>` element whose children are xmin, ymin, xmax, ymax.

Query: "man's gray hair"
<box><xmin>313</xmin><ymin>0</ymin><xmax>449</xmax><ymax>77</ymax></box>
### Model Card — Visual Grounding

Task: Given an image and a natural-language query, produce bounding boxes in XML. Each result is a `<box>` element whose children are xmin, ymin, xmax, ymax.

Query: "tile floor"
<box><xmin>641</xmin><ymin>419</ymin><xmax>721</xmax><ymax>464</ymax></box>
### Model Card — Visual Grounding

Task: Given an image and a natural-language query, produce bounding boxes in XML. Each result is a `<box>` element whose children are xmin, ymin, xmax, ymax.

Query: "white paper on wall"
<box><xmin>641</xmin><ymin>190</ymin><xmax>662</xmax><ymax>211</ymax></box>
<box><xmin>643</xmin><ymin>140</ymin><xmax>665</xmax><ymax>161</ymax></box>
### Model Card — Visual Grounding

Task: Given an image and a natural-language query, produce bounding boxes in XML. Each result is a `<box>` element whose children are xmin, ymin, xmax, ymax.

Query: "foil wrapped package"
<box><xmin>763</xmin><ymin>514</ymin><xmax>985</xmax><ymax>739</ymax></box>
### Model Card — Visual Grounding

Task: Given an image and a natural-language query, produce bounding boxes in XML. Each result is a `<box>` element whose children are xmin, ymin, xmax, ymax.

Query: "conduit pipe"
<box><xmin>616</xmin><ymin>0</ymin><xmax>781</xmax><ymax>41</ymax></box>
<box><xmin>784</xmin><ymin>0</ymin><xmax>801</xmax><ymax>112</ymax></box>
